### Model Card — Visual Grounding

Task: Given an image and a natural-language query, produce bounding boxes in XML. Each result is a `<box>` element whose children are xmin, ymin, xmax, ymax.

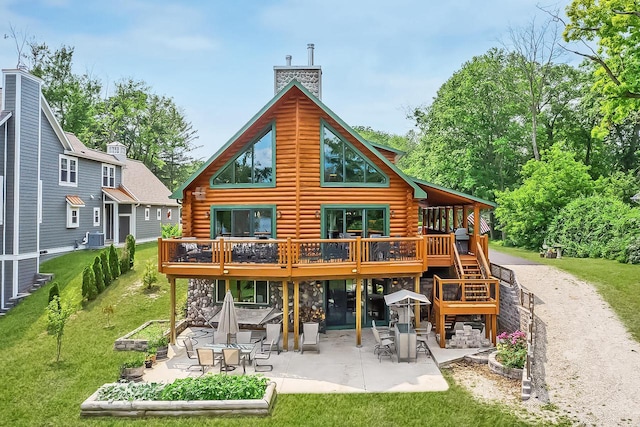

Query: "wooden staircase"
<box><xmin>459</xmin><ymin>255</ymin><xmax>490</xmax><ymax>301</ymax></box>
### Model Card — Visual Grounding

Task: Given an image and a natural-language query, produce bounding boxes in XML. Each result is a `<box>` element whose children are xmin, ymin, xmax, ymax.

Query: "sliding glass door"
<box><xmin>323</xmin><ymin>206</ymin><xmax>388</xmax><ymax>238</ymax></box>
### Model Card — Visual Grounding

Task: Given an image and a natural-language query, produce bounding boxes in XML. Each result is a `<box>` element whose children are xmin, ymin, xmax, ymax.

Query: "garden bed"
<box><xmin>80</xmin><ymin>378</ymin><xmax>276</xmax><ymax>418</ymax></box>
<box><xmin>114</xmin><ymin>319</ymin><xmax>187</xmax><ymax>351</ymax></box>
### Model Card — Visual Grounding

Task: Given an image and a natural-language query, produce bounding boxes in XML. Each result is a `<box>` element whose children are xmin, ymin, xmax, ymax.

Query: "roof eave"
<box><xmin>411</xmin><ymin>177</ymin><xmax>497</xmax><ymax>208</ymax></box>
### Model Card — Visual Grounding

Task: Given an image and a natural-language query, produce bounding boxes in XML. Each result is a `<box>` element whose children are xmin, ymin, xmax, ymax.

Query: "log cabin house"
<box><xmin>158</xmin><ymin>46</ymin><xmax>499</xmax><ymax>349</ymax></box>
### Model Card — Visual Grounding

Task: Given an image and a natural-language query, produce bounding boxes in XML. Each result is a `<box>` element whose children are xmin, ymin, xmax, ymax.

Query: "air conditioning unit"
<box><xmin>87</xmin><ymin>232</ymin><xmax>105</xmax><ymax>249</ymax></box>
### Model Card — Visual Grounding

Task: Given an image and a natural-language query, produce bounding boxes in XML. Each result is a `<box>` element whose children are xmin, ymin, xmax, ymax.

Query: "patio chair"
<box><xmin>214</xmin><ymin>331</ymin><xmax>228</xmax><ymax>344</ymax></box>
<box><xmin>196</xmin><ymin>348</ymin><xmax>216</xmax><ymax>374</ymax></box>
<box><xmin>254</xmin><ymin>339</ymin><xmax>275</xmax><ymax>372</ymax></box>
<box><xmin>262</xmin><ymin>323</ymin><xmax>282</xmax><ymax>354</ymax></box>
<box><xmin>372</xmin><ymin>327</ymin><xmax>394</xmax><ymax>362</ymax></box>
<box><xmin>372</xmin><ymin>320</ymin><xmax>394</xmax><ymax>341</ymax></box>
<box><xmin>415</xmin><ymin>322</ymin><xmax>432</xmax><ymax>358</ymax></box>
<box><xmin>220</xmin><ymin>348</ymin><xmax>246</xmax><ymax>374</ymax></box>
<box><xmin>236</xmin><ymin>331</ymin><xmax>253</xmax><ymax>344</ymax></box>
<box><xmin>300</xmin><ymin>322</ymin><xmax>320</xmax><ymax>354</ymax></box>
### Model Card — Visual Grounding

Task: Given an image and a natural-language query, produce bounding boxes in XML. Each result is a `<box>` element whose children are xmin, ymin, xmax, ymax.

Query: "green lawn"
<box><xmin>490</xmin><ymin>243</ymin><xmax>640</xmax><ymax>342</ymax></box>
<box><xmin>0</xmin><ymin>243</ymin><xmax>551</xmax><ymax>426</ymax></box>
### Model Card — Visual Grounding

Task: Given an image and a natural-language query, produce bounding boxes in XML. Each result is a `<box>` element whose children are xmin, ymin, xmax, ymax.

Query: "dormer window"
<box><xmin>59</xmin><ymin>155</ymin><xmax>78</xmax><ymax>186</ymax></box>
<box><xmin>321</xmin><ymin>122</ymin><xmax>387</xmax><ymax>186</ymax></box>
<box><xmin>102</xmin><ymin>164</ymin><xmax>115</xmax><ymax>188</ymax></box>
<box><xmin>211</xmin><ymin>125</ymin><xmax>274</xmax><ymax>187</ymax></box>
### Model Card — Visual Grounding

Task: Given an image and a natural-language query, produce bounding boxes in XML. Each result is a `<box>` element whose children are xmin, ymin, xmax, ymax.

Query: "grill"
<box><xmin>454</xmin><ymin>228</ymin><xmax>469</xmax><ymax>254</ymax></box>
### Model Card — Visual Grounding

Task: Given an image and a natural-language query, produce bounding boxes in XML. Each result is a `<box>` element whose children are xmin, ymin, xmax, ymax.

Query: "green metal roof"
<box><xmin>411</xmin><ymin>177</ymin><xmax>497</xmax><ymax>208</ymax></box>
<box><xmin>172</xmin><ymin>80</ymin><xmax>426</xmax><ymax>199</ymax></box>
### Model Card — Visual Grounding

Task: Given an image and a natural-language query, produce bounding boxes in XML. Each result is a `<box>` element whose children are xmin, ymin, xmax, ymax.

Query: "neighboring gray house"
<box><xmin>0</xmin><ymin>68</ymin><xmax>179</xmax><ymax>311</ymax></box>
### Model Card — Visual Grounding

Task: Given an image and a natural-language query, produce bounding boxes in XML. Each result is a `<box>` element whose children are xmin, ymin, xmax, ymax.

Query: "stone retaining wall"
<box><xmin>80</xmin><ymin>382</ymin><xmax>277</xmax><ymax>418</ymax></box>
<box><xmin>114</xmin><ymin>320</ymin><xmax>187</xmax><ymax>351</ymax></box>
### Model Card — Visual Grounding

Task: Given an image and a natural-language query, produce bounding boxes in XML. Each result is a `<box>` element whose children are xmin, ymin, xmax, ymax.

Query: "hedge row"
<box><xmin>82</xmin><ymin>235</ymin><xmax>136</xmax><ymax>301</ymax></box>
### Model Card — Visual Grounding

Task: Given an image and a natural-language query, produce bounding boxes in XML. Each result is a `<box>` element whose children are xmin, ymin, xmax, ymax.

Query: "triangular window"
<box><xmin>322</xmin><ymin>125</ymin><xmax>387</xmax><ymax>185</ymax></box>
<box><xmin>212</xmin><ymin>127</ymin><xmax>274</xmax><ymax>186</ymax></box>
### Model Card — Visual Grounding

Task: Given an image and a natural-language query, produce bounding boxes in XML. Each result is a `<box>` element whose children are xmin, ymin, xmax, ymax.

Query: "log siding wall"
<box><xmin>183</xmin><ymin>88</ymin><xmax>419</xmax><ymax>239</ymax></box>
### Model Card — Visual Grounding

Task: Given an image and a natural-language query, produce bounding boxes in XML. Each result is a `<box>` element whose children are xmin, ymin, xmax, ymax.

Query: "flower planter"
<box><xmin>120</xmin><ymin>366</ymin><xmax>145</xmax><ymax>382</ymax></box>
<box><xmin>80</xmin><ymin>382</ymin><xmax>277</xmax><ymax>418</ymax></box>
<box><xmin>488</xmin><ymin>351</ymin><xmax>523</xmax><ymax>380</ymax></box>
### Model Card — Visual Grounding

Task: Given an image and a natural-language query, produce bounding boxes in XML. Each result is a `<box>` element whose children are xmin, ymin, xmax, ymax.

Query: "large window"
<box><xmin>212</xmin><ymin>279</ymin><xmax>270</xmax><ymax>305</ymax></box>
<box><xmin>211</xmin><ymin>126</ymin><xmax>274</xmax><ymax>187</ymax></box>
<box><xmin>59</xmin><ymin>155</ymin><xmax>78</xmax><ymax>186</ymax></box>
<box><xmin>212</xmin><ymin>207</ymin><xmax>274</xmax><ymax>238</ymax></box>
<box><xmin>102</xmin><ymin>164</ymin><xmax>115</xmax><ymax>188</ymax></box>
<box><xmin>324</xmin><ymin>206</ymin><xmax>388</xmax><ymax>238</ymax></box>
<box><xmin>322</xmin><ymin>124</ymin><xmax>387</xmax><ymax>185</ymax></box>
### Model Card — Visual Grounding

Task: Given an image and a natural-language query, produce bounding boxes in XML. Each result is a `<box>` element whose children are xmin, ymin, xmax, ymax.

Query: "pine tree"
<box><xmin>100</xmin><ymin>251</ymin><xmax>111</xmax><ymax>286</ymax></box>
<box><xmin>108</xmin><ymin>244</ymin><xmax>121</xmax><ymax>279</ymax></box>
<box><xmin>93</xmin><ymin>257</ymin><xmax>104</xmax><ymax>293</ymax></box>
<box><xmin>83</xmin><ymin>266</ymin><xmax>97</xmax><ymax>300</ymax></box>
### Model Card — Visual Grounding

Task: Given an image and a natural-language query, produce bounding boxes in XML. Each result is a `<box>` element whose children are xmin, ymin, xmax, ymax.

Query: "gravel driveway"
<box><xmin>504</xmin><ymin>263</ymin><xmax>640</xmax><ymax>426</ymax></box>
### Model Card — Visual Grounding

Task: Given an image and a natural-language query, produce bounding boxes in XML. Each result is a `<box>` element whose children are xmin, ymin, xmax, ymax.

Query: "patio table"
<box><xmin>203</xmin><ymin>343</ymin><xmax>257</xmax><ymax>363</ymax></box>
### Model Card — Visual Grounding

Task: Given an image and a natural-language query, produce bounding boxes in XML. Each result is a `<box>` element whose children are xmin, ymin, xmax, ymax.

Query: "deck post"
<box><xmin>439</xmin><ymin>313</ymin><xmax>446</xmax><ymax>348</ymax></box>
<box><xmin>283</xmin><ymin>281</ymin><xmax>289</xmax><ymax>351</ymax></box>
<box><xmin>293</xmin><ymin>280</ymin><xmax>300</xmax><ymax>350</ymax></box>
<box><xmin>462</xmin><ymin>206</ymin><xmax>468</xmax><ymax>229</ymax></box>
<box><xmin>356</xmin><ymin>277</ymin><xmax>362</xmax><ymax>346</ymax></box>
<box><xmin>445</xmin><ymin>207</ymin><xmax>450</xmax><ymax>232</ymax></box>
<box><xmin>473</xmin><ymin>204</ymin><xmax>480</xmax><ymax>241</ymax></box>
<box><xmin>224</xmin><ymin>279</ymin><xmax>229</xmax><ymax>293</ymax></box>
<box><xmin>169</xmin><ymin>275</ymin><xmax>176</xmax><ymax>345</ymax></box>
<box><xmin>414</xmin><ymin>275</ymin><xmax>421</xmax><ymax>328</ymax></box>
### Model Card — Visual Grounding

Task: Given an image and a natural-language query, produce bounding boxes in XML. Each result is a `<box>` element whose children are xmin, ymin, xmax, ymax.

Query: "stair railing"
<box><xmin>476</xmin><ymin>241</ymin><xmax>491</xmax><ymax>279</ymax></box>
<box><xmin>452</xmin><ymin>240</ymin><xmax>464</xmax><ymax>279</ymax></box>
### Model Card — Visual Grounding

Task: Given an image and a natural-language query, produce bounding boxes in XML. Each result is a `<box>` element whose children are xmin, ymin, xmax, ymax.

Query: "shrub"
<box><xmin>119</xmin><ymin>246</ymin><xmax>130</xmax><ymax>274</ymax></box>
<box><xmin>143</xmin><ymin>260</ymin><xmax>158</xmax><ymax>290</ymax></box>
<box><xmin>108</xmin><ymin>244</ymin><xmax>121</xmax><ymax>279</ymax></box>
<box><xmin>626</xmin><ymin>236</ymin><xmax>640</xmax><ymax>264</ymax></box>
<box><xmin>48</xmin><ymin>282</ymin><xmax>60</xmax><ymax>306</ymax></box>
<box><xmin>161</xmin><ymin>223</ymin><xmax>181</xmax><ymax>238</ymax></box>
<box><xmin>496</xmin><ymin>330</ymin><xmax>527</xmax><ymax>369</ymax></box>
<box><xmin>83</xmin><ymin>266</ymin><xmax>97</xmax><ymax>301</ymax></box>
<box><xmin>100</xmin><ymin>251</ymin><xmax>111</xmax><ymax>286</ymax></box>
<box><xmin>126</xmin><ymin>234</ymin><xmax>136</xmax><ymax>268</ymax></box>
<box><xmin>93</xmin><ymin>257</ymin><xmax>104</xmax><ymax>293</ymax></box>
<box><xmin>547</xmin><ymin>196</ymin><xmax>640</xmax><ymax>261</ymax></box>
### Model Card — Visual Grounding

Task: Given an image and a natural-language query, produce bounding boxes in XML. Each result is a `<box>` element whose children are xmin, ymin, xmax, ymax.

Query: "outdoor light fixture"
<box><xmin>315</xmin><ymin>210</ymin><xmax>321</xmax><ymax>219</ymax></box>
<box><xmin>391</xmin><ymin>210</ymin><xmax>396</xmax><ymax>218</ymax></box>
<box><xmin>223</xmin><ymin>269</ymin><xmax>229</xmax><ymax>274</ymax></box>
<box><xmin>205</xmin><ymin>211</ymin><xmax>210</xmax><ymax>219</ymax></box>
<box><xmin>276</xmin><ymin>210</ymin><xmax>282</xmax><ymax>219</ymax></box>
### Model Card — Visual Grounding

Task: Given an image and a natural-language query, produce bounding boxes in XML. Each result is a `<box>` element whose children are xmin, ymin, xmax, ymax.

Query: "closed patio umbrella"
<box><xmin>217</xmin><ymin>290</ymin><xmax>239</xmax><ymax>345</ymax></box>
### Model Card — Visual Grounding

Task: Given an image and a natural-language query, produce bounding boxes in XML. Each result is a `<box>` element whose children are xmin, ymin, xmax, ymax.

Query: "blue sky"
<box><xmin>1</xmin><ymin>0</ymin><xmax>573</xmax><ymax>160</ymax></box>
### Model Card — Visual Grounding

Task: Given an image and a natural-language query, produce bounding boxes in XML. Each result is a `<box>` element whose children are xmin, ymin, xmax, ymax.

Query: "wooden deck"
<box><xmin>158</xmin><ymin>234</ymin><xmax>458</xmax><ymax>280</ymax></box>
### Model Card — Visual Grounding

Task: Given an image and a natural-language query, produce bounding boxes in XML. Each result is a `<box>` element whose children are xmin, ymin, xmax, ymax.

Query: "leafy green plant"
<box><xmin>159</xmin><ymin>374</ymin><xmax>269</xmax><ymax>401</ymax></box>
<box><xmin>108</xmin><ymin>244</ymin><xmax>121</xmax><ymax>278</ymax></box>
<box><xmin>161</xmin><ymin>222</ymin><xmax>181</xmax><ymax>238</ymax></box>
<box><xmin>496</xmin><ymin>330</ymin><xmax>526</xmax><ymax>369</ymax></box>
<box><xmin>626</xmin><ymin>236</ymin><xmax>640</xmax><ymax>264</ymax></box>
<box><xmin>46</xmin><ymin>296</ymin><xmax>74</xmax><ymax>362</ymax></box>
<box><xmin>148</xmin><ymin>334</ymin><xmax>168</xmax><ymax>349</ymax></box>
<box><xmin>120</xmin><ymin>352</ymin><xmax>146</xmax><ymax>369</ymax></box>
<box><xmin>143</xmin><ymin>260</ymin><xmax>158</xmax><ymax>290</ymax></box>
<box><xmin>97</xmin><ymin>382</ymin><xmax>164</xmax><ymax>401</ymax></box>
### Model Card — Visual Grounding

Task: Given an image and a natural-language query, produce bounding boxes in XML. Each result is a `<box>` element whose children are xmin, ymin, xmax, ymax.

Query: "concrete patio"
<box><xmin>143</xmin><ymin>327</ymin><xmax>490</xmax><ymax>393</ymax></box>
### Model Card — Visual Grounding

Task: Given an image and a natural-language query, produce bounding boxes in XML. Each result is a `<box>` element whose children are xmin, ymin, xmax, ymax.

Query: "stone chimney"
<box><xmin>274</xmin><ymin>43</ymin><xmax>322</xmax><ymax>99</ymax></box>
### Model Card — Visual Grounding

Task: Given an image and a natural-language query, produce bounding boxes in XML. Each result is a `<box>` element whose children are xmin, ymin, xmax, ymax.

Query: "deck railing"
<box><xmin>159</xmin><ymin>235</ymin><xmax>436</xmax><ymax>271</ymax></box>
<box><xmin>432</xmin><ymin>275</ymin><xmax>500</xmax><ymax>305</ymax></box>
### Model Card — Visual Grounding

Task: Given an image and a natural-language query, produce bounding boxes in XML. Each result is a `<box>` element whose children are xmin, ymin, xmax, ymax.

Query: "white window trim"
<box><xmin>93</xmin><ymin>207</ymin><xmax>100</xmax><ymax>226</ymax></box>
<box><xmin>102</xmin><ymin>163</ymin><xmax>116</xmax><ymax>188</ymax></box>
<box><xmin>157</xmin><ymin>208</ymin><xmax>162</xmax><ymax>221</ymax></box>
<box><xmin>144</xmin><ymin>207</ymin><xmax>150</xmax><ymax>221</ymax></box>
<box><xmin>59</xmin><ymin>154</ymin><xmax>78</xmax><ymax>187</ymax></box>
<box><xmin>67</xmin><ymin>205</ymin><xmax>80</xmax><ymax>228</ymax></box>
<box><xmin>37</xmin><ymin>180</ymin><xmax>42</xmax><ymax>224</ymax></box>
